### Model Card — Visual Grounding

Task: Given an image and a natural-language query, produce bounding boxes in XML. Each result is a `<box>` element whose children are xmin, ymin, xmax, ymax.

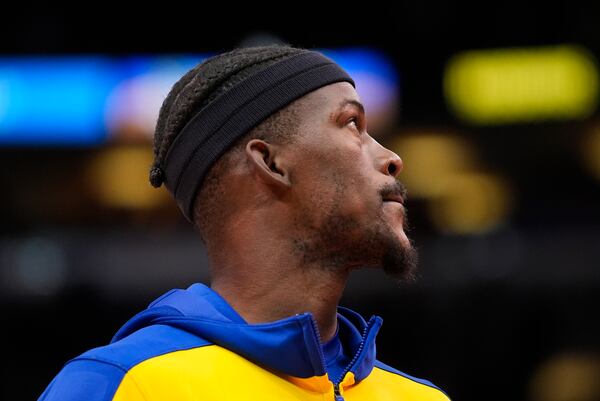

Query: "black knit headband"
<box><xmin>159</xmin><ymin>50</ymin><xmax>356</xmax><ymax>223</ymax></box>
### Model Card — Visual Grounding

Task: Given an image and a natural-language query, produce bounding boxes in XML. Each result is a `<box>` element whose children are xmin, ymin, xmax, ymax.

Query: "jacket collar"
<box><xmin>111</xmin><ymin>283</ymin><xmax>383</xmax><ymax>387</ymax></box>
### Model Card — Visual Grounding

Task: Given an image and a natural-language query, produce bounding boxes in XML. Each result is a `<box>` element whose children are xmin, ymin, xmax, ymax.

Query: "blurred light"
<box><xmin>428</xmin><ymin>172</ymin><xmax>514</xmax><ymax>235</ymax></box>
<box><xmin>323</xmin><ymin>47</ymin><xmax>399</xmax><ymax>112</ymax></box>
<box><xmin>388</xmin><ymin>131</ymin><xmax>478</xmax><ymax>198</ymax></box>
<box><xmin>86</xmin><ymin>145</ymin><xmax>169</xmax><ymax>209</ymax></box>
<box><xmin>529</xmin><ymin>352</ymin><xmax>600</xmax><ymax>401</ymax></box>
<box><xmin>324</xmin><ymin>48</ymin><xmax>400</xmax><ymax>137</ymax></box>
<box><xmin>104</xmin><ymin>56</ymin><xmax>208</xmax><ymax>143</ymax></box>
<box><xmin>580</xmin><ymin>124</ymin><xmax>600</xmax><ymax>181</ymax></box>
<box><xmin>0</xmin><ymin>55</ymin><xmax>204</xmax><ymax>146</ymax></box>
<box><xmin>389</xmin><ymin>131</ymin><xmax>514</xmax><ymax>234</ymax></box>
<box><xmin>0</xmin><ymin>57</ymin><xmax>117</xmax><ymax>145</ymax></box>
<box><xmin>0</xmin><ymin>49</ymin><xmax>398</xmax><ymax>146</ymax></box>
<box><xmin>10</xmin><ymin>237</ymin><xmax>67</xmax><ymax>296</ymax></box>
<box><xmin>444</xmin><ymin>44</ymin><xmax>599</xmax><ymax>125</ymax></box>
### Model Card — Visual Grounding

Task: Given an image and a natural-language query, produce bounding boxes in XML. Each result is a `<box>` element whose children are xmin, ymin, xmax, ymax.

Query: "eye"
<box><xmin>347</xmin><ymin>116</ymin><xmax>361</xmax><ymax>131</ymax></box>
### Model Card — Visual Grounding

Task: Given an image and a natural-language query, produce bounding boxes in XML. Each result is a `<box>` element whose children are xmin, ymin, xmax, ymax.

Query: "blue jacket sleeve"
<box><xmin>38</xmin><ymin>359</ymin><xmax>127</xmax><ymax>401</ymax></box>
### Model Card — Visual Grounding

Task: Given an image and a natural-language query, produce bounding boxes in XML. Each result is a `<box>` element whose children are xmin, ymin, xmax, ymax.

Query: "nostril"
<box><xmin>388</xmin><ymin>163</ymin><xmax>397</xmax><ymax>176</ymax></box>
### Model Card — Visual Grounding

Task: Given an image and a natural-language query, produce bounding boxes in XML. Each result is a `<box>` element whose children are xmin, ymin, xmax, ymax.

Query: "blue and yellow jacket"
<box><xmin>39</xmin><ymin>283</ymin><xmax>451</xmax><ymax>400</ymax></box>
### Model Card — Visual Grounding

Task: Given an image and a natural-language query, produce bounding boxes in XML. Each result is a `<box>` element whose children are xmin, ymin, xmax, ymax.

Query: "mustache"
<box><xmin>380</xmin><ymin>180</ymin><xmax>408</xmax><ymax>202</ymax></box>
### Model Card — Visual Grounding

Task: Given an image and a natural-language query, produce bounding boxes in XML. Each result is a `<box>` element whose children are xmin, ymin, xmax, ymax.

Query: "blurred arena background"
<box><xmin>1</xmin><ymin>5</ymin><xmax>599</xmax><ymax>401</ymax></box>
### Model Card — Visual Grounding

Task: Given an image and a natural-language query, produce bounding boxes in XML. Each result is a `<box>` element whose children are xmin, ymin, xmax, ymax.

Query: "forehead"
<box><xmin>299</xmin><ymin>81</ymin><xmax>361</xmax><ymax>114</ymax></box>
<box><xmin>287</xmin><ymin>82</ymin><xmax>362</xmax><ymax>150</ymax></box>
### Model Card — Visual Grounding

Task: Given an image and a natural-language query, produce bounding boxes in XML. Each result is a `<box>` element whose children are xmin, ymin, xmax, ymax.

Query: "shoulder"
<box><xmin>78</xmin><ymin>324</ymin><xmax>211</xmax><ymax>371</ymax></box>
<box><xmin>369</xmin><ymin>359</ymin><xmax>452</xmax><ymax>400</ymax></box>
<box><xmin>38</xmin><ymin>325</ymin><xmax>212</xmax><ymax>401</ymax></box>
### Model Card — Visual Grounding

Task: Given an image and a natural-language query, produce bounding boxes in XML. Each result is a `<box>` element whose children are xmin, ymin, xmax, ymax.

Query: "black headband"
<box><xmin>162</xmin><ymin>50</ymin><xmax>356</xmax><ymax>223</ymax></box>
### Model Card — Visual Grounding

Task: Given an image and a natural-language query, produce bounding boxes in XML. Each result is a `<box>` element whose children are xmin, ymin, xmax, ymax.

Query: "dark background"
<box><xmin>2</xmin><ymin>5</ymin><xmax>599</xmax><ymax>401</ymax></box>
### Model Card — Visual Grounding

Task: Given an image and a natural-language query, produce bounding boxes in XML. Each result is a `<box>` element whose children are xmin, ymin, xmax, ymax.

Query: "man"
<box><xmin>39</xmin><ymin>44</ymin><xmax>451</xmax><ymax>400</ymax></box>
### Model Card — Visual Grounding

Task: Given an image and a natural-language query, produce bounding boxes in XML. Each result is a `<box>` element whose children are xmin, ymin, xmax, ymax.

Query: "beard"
<box><xmin>292</xmin><ymin>184</ymin><xmax>419</xmax><ymax>283</ymax></box>
<box><xmin>377</xmin><ymin>218</ymin><xmax>419</xmax><ymax>283</ymax></box>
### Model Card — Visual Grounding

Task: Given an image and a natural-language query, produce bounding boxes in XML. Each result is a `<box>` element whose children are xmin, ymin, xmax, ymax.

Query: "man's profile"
<box><xmin>38</xmin><ymin>44</ymin><xmax>451</xmax><ymax>400</ymax></box>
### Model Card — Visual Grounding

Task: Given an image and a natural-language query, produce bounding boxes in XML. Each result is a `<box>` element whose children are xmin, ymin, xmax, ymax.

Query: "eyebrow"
<box><xmin>337</xmin><ymin>99</ymin><xmax>365</xmax><ymax>116</ymax></box>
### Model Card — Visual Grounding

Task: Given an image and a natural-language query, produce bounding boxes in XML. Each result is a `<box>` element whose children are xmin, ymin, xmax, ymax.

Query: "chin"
<box><xmin>380</xmin><ymin>228</ymin><xmax>419</xmax><ymax>283</ymax></box>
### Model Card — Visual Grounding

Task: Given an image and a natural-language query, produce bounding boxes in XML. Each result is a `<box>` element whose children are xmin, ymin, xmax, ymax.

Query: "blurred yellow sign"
<box><xmin>444</xmin><ymin>45</ymin><xmax>599</xmax><ymax>124</ymax></box>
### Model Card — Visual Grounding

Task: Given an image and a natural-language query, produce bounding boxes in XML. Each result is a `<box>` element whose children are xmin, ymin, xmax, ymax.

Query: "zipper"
<box><xmin>303</xmin><ymin>313</ymin><xmax>378</xmax><ymax>401</ymax></box>
<box><xmin>333</xmin><ymin>383</ymin><xmax>345</xmax><ymax>400</ymax></box>
<box><xmin>334</xmin><ymin>315</ymin><xmax>377</xmax><ymax>386</ymax></box>
<box><xmin>305</xmin><ymin>314</ymin><xmax>345</xmax><ymax>400</ymax></box>
<box><xmin>331</xmin><ymin>315</ymin><xmax>378</xmax><ymax>400</ymax></box>
<box><xmin>305</xmin><ymin>313</ymin><xmax>327</xmax><ymax>371</ymax></box>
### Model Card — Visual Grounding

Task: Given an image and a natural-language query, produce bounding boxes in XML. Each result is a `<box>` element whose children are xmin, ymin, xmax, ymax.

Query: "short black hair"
<box><xmin>150</xmin><ymin>44</ymin><xmax>310</xmax><ymax>243</ymax></box>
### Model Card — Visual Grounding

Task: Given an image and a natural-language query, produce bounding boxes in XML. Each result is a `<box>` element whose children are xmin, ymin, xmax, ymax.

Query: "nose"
<box><xmin>369</xmin><ymin>135</ymin><xmax>404</xmax><ymax>178</ymax></box>
<box><xmin>378</xmin><ymin>143</ymin><xmax>404</xmax><ymax>178</ymax></box>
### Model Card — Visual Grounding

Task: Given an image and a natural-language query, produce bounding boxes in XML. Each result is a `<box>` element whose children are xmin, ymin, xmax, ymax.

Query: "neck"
<box><xmin>206</xmin><ymin>219</ymin><xmax>350</xmax><ymax>343</ymax></box>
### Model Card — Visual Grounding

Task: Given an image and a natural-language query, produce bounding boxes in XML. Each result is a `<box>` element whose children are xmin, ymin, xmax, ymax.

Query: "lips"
<box><xmin>382</xmin><ymin>194</ymin><xmax>405</xmax><ymax>205</ymax></box>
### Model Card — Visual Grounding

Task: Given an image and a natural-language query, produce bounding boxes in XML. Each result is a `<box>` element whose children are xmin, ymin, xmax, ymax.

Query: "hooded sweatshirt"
<box><xmin>38</xmin><ymin>283</ymin><xmax>451</xmax><ymax>401</ymax></box>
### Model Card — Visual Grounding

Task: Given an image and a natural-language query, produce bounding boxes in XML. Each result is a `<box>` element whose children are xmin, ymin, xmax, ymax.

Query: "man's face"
<box><xmin>286</xmin><ymin>82</ymin><xmax>418</xmax><ymax>282</ymax></box>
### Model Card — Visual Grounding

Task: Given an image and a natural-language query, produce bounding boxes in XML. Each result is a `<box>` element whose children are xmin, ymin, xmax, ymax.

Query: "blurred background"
<box><xmin>2</xmin><ymin>4</ymin><xmax>599</xmax><ymax>401</ymax></box>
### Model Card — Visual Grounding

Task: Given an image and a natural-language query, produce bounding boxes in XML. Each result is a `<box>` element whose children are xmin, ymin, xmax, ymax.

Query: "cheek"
<box><xmin>295</xmin><ymin>142</ymin><xmax>376</xmax><ymax>218</ymax></box>
<box><xmin>328</xmin><ymin>165</ymin><xmax>377</xmax><ymax>219</ymax></box>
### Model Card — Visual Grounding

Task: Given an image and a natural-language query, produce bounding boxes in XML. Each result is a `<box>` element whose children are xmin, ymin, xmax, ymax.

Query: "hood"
<box><xmin>111</xmin><ymin>283</ymin><xmax>383</xmax><ymax>386</ymax></box>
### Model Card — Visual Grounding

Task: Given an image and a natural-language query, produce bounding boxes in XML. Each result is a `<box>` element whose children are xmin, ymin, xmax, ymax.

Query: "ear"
<box><xmin>245</xmin><ymin>139</ymin><xmax>292</xmax><ymax>190</ymax></box>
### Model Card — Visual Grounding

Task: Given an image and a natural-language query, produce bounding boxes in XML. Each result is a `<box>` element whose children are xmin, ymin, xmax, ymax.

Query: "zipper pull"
<box><xmin>333</xmin><ymin>383</ymin><xmax>345</xmax><ymax>401</ymax></box>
